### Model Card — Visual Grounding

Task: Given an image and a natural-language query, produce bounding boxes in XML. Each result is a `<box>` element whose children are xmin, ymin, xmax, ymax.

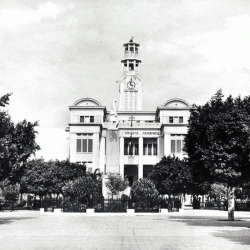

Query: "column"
<box><xmin>99</xmin><ymin>136</ymin><xmax>105</xmax><ymax>174</ymax></box>
<box><xmin>157</xmin><ymin>137</ymin><xmax>160</xmax><ymax>162</ymax></box>
<box><xmin>164</xmin><ymin>133</ymin><xmax>171</xmax><ymax>156</ymax></box>
<box><xmin>69</xmin><ymin>133</ymin><xmax>77</xmax><ymax>162</ymax></box>
<box><xmin>93</xmin><ymin>133</ymin><xmax>100</xmax><ymax>170</ymax></box>
<box><xmin>138</xmin><ymin>137</ymin><xmax>143</xmax><ymax>179</ymax></box>
<box><xmin>120</xmin><ymin>137</ymin><xmax>124</xmax><ymax>177</ymax></box>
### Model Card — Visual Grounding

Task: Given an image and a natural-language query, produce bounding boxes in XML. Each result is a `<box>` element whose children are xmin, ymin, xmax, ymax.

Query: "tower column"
<box><xmin>119</xmin><ymin>38</ymin><xmax>142</xmax><ymax>111</ymax></box>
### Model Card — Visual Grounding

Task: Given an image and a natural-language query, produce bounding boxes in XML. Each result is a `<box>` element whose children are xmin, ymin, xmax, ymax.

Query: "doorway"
<box><xmin>124</xmin><ymin>165</ymin><xmax>138</xmax><ymax>186</ymax></box>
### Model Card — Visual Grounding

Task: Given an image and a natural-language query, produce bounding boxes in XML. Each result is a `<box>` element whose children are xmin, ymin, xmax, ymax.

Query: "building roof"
<box><xmin>72</xmin><ymin>98</ymin><xmax>102</xmax><ymax>107</ymax></box>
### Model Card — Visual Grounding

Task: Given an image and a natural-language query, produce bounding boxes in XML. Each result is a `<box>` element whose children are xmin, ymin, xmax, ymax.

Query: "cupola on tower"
<box><xmin>119</xmin><ymin>37</ymin><xmax>143</xmax><ymax>111</ymax></box>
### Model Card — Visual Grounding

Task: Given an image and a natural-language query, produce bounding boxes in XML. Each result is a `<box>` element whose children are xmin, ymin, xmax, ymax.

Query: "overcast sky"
<box><xmin>1</xmin><ymin>0</ymin><xmax>250</xmax><ymax>160</ymax></box>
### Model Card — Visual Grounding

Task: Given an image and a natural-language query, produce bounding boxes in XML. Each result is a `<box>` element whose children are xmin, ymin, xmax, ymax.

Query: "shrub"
<box><xmin>62</xmin><ymin>174</ymin><xmax>102</xmax><ymax>208</ymax></box>
<box><xmin>0</xmin><ymin>179</ymin><xmax>20</xmax><ymax>203</ymax></box>
<box><xmin>105</xmin><ymin>173</ymin><xmax>129</xmax><ymax>198</ymax></box>
<box><xmin>130</xmin><ymin>178</ymin><xmax>159</xmax><ymax>209</ymax></box>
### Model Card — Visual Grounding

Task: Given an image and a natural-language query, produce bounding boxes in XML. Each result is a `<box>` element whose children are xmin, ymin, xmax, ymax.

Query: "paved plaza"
<box><xmin>0</xmin><ymin>210</ymin><xmax>250</xmax><ymax>249</ymax></box>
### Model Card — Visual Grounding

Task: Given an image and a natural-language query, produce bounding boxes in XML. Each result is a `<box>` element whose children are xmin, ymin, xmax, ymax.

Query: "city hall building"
<box><xmin>66</xmin><ymin>39</ymin><xmax>192</xmax><ymax>187</ymax></box>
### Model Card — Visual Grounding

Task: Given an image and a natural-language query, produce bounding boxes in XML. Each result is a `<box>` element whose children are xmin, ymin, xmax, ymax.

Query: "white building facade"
<box><xmin>66</xmin><ymin>39</ymin><xmax>193</xmax><ymax>188</ymax></box>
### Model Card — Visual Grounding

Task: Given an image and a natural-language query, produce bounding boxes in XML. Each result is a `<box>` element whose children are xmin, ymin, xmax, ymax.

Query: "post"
<box><xmin>228</xmin><ymin>187</ymin><xmax>235</xmax><ymax>221</ymax></box>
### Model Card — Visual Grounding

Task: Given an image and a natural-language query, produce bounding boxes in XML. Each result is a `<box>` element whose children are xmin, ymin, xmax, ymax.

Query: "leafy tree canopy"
<box><xmin>148</xmin><ymin>155</ymin><xmax>191</xmax><ymax>196</ymax></box>
<box><xmin>0</xmin><ymin>93</ymin><xmax>40</xmax><ymax>182</ymax></box>
<box><xmin>130</xmin><ymin>178</ymin><xmax>159</xmax><ymax>208</ymax></box>
<box><xmin>105</xmin><ymin>173</ymin><xmax>129</xmax><ymax>196</ymax></box>
<box><xmin>184</xmin><ymin>90</ymin><xmax>250</xmax><ymax>189</ymax></box>
<box><xmin>0</xmin><ymin>179</ymin><xmax>20</xmax><ymax>202</ymax></box>
<box><xmin>62</xmin><ymin>171</ymin><xmax>102</xmax><ymax>208</ymax></box>
<box><xmin>20</xmin><ymin>158</ymin><xmax>86</xmax><ymax>196</ymax></box>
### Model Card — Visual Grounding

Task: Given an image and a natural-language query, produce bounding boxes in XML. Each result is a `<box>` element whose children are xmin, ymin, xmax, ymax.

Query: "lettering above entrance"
<box><xmin>120</xmin><ymin>131</ymin><xmax>160</xmax><ymax>136</ymax></box>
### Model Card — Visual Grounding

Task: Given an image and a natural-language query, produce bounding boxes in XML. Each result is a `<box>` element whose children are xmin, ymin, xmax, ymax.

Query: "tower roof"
<box><xmin>123</xmin><ymin>37</ymin><xmax>140</xmax><ymax>47</ymax></box>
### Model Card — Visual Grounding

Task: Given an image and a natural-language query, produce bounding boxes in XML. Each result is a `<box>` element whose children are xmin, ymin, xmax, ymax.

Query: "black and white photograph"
<box><xmin>1</xmin><ymin>0</ymin><xmax>250</xmax><ymax>249</ymax></box>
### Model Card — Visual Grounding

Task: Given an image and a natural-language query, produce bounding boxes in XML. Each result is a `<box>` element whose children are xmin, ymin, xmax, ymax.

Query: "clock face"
<box><xmin>127</xmin><ymin>79</ymin><xmax>136</xmax><ymax>89</ymax></box>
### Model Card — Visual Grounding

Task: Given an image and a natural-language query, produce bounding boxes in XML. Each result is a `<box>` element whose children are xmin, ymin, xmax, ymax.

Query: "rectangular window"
<box><xmin>169</xmin><ymin>117</ymin><xmax>173</xmax><ymax>123</ymax></box>
<box><xmin>124</xmin><ymin>138</ymin><xmax>139</xmax><ymax>156</ymax></box>
<box><xmin>143</xmin><ymin>138</ymin><xmax>158</xmax><ymax>156</ymax></box>
<box><xmin>129</xmin><ymin>144</ymin><xmax>133</xmax><ymax>155</ymax></box>
<box><xmin>179</xmin><ymin>117</ymin><xmax>183</xmax><ymax>123</ymax></box>
<box><xmin>82</xmin><ymin>139</ymin><xmax>88</xmax><ymax>152</ymax></box>
<box><xmin>88</xmin><ymin>139</ymin><xmax>93</xmax><ymax>152</ymax></box>
<box><xmin>148</xmin><ymin>144</ymin><xmax>152</xmax><ymax>155</ymax></box>
<box><xmin>80</xmin><ymin>116</ymin><xmax>84</xmax><ymax>123</ymax></box>
<box><xmin>153</xmin><ymin>144</ymin><xmax>157</xmax><ymax>155</ymax></box>
<box><xmin>182</xmin><ymin>140</ymin><xmax>185</xmax><ymax>152</ymax></box>
<box><xmin>170</xmin><ymin>135</ymin><xmax>186</xmax><ymax>154</ymax></box>
<box><xmin>77</xmin><ymin>139</ymin><xmax>81</xmax><ymax>152</ymax></box>
<box><xmin>177</xmin><ymin>140</ymin><xmax>181</xmax><ymax>153</ymax></box>
<box><xmin>124</xmin><ymin>144</ymin><xmax>128</xmax><ymax>155</ymax></box>
<box><xmin>76</xmin><ymin>134</ymin><xmax>93</xmax><ymax>153</ymax></box>
<box><xmin>90</xmin><ymin>116</ymin><xmax>94</xmax><ymax>122</ymax></box>
<box><xmin>171</xmin><ymin>140</ymin><xmax>175</xmax><ymax>153</ymax></box>
<box><xmin>135</xmin><ymin>144</ymin><xmax>139</xmax><ymax>155</ymax></box>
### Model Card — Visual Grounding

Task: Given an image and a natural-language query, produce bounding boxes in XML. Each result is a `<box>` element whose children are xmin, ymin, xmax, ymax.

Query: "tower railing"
<box><xmin>123</xmin><ymin>52</ymin><xmax>140</xmax><ymax>59</ymax></box>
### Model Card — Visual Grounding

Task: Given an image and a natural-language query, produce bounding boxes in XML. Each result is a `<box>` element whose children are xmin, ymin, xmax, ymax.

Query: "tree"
<box><xmin>148</xmin><ymin>156</ymin><xmax>191</xmax><ymax>197</ymax></box>
<box><xmin>0</xmin><ymin>179</ymin><xmax>20</xmax><ymax>209</ymax></box>
<box><xmin>184</xmin><ymin>90</ymin><xmax>250</xmax><ymax>220</ymax></box>
<box><xmin>0</xmin><ymin>93</ymin><xmax>40</xmax><ymax>183</ymax></box>
<box><xmin>20</xmin><ymin>158</ymin><xmax>50</xmax><ymax>198</ymax></box>
<box><xmin>20</xmin><ymin>158</ymin><xmax>87</xmax><ymax>197</ymax></box>
<box><xmin>62</xmin><ymin>171</ymin><xmax>102</xmax><ymax>209</ymax></box>
<box><xmin>105</xmin><ymin>173</ymin><xmax>129</xmax><ymax>198</ymax></box>
<box><xmin>130</xmin><ymin>178</ymin><xmax>159</xmax><ymax>209</ymax></box>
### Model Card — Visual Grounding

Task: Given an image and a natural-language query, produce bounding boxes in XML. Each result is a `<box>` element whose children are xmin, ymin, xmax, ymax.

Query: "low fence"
<box><xmin>95</xmin><ymin>197</ymin><xmax>180</xmax><ymax>213</ymax></box>
<box><xmin>39</xmin><ymin>197</ymin><xmax>181</xmax><ymax>213</ymax></box>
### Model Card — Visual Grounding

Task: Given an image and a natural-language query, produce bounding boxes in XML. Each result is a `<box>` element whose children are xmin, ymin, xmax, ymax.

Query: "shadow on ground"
<box><xmin>0</xmin><ymin>216</ymin><xmax>34</xmax><ymax>226</ymax></box>
<box><xmin>170</xmin><ymin>215</ymin><xmax>250</xmax><ymax>246</ymax></box>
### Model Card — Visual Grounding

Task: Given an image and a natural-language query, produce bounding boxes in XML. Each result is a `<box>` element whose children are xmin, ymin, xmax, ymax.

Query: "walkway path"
<box><xmin>0</xmin><ymin>210</ymin><xmax>249</xmax><ymax>249</ymax></box>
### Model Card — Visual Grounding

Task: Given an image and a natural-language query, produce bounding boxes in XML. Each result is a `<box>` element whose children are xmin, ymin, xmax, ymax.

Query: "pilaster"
<box><xmin>93</xmin><ymin>133</ymin><xmax>100</xmax><ymax>170</ymax></box>
<box><xmin>164</xmin><ymin>133</ymin><xmax>171</xmax><ymax>156</ymax></box>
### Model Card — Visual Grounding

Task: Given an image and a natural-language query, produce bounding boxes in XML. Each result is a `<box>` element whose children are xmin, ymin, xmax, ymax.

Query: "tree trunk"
<box><xmin>228</xmin><ymin>187</ymin><xmax>235</xmax><ymax>221</ymax></box>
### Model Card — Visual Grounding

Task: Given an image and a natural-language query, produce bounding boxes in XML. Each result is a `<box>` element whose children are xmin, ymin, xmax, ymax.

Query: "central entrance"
<box><xmin>124</xmin><ymin>165</ymin><xmax>138</xmax><ymax>186</ymax></box>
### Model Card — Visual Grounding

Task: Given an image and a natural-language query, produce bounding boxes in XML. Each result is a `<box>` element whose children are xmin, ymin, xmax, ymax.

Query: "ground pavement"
<box><xmin>0</xmin><ymin>209</ymin><xmax>249</xmax><ymax>249</ymax></box>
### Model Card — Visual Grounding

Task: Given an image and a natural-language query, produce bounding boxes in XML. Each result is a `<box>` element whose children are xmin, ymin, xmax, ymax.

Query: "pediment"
<box><xmin>73</xmin><ymin>98</ymin><xmax>101</xmax><ymax>107</ymax></box>
<box><xmin>162</xmin><ymin>98</ymin><xmax>190</xmax><ymax>108</ymax></box>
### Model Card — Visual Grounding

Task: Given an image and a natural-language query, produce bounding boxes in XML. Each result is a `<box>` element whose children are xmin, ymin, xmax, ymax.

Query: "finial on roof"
<box><xmin>129</xmin><ymin>37</ymin><xmax>133</xmax><ymax>42</ymax></box>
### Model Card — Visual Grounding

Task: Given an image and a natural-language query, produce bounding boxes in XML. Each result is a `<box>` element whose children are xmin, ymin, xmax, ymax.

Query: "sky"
<box><xmin>1</xmin><ymin>0</ymin><xmax>250</xmax><ymax>160</ymax></box>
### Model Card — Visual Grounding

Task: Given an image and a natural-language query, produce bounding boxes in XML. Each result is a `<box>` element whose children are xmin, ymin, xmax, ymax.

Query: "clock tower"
<box><xmin>119</xmin><ymin>38</ymin><xmax>143</xmax><ymax>111</ymax></box>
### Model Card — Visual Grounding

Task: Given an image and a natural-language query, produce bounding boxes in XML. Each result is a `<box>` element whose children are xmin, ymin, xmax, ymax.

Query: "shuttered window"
<box><xmin>76</xmin><ymin>134</ymin><xmax>93</xmax><ymax>153</ymax></box>
<box><xmin>77</xmin><ymin>139</ymin><xmax>81</xmax><ymax>152</ymax></box>
<box><xmin>88</xmin><ymin>139</ymin><xmax>93</xmax><ymax>152</ymax></box>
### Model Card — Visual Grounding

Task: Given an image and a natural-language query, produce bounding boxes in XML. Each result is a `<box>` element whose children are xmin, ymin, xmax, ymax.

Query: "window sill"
<box><xmin>76</xmin><ymin>152</ymin><xmax>93</xmax><ymax>154</ymax></box>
